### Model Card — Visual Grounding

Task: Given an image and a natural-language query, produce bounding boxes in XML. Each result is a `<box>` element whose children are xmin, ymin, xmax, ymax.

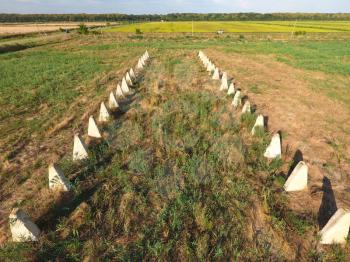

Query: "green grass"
<box><xmin>1</xmin><ymin>31</ymin><xmax>350</xmax><ymax>260</ymax></box>
<box><xmin>224</xmin><ymin>40</ymin><xmax>350</xmax><ymax>76</ymax></box>
<box><xmin>105</xmin><ymin>21</ymin><xmax>350</xmax><ymax>33</ymax></box>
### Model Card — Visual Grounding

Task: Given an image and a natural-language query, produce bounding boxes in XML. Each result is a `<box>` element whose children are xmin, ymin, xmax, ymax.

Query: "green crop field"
<box><xmin>1</xmin><ymin>30</ymin><xmax>350</xmax><ymax>261</ymax></box>
<box><xmin>105</xmin><ymin>21</ymin><xmax>350</xmax><ymax>33</ymax></box>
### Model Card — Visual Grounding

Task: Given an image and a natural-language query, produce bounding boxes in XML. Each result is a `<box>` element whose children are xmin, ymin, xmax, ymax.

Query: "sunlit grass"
<box><xmin>105</xmin><ymin>21</ymin><xmax>350</xmax><ymax>33</ymax></box>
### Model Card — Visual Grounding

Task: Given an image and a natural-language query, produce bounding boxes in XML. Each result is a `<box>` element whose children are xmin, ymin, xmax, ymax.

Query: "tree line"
<box><xmin>1</xmin><ymin>13</ymin><xmax>350</xmax><ymax>23</ymax></box>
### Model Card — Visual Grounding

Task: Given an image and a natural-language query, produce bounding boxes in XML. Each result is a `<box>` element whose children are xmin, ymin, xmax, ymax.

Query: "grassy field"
<box><xmin>106</xmin><ymin>21</ymin><xmax>350</xmax><ymax>33</ymax></box>
<box><xmin>0</xmin><ymin>31</ymin><xmax>350</xmax><ymax>260</ymax></box>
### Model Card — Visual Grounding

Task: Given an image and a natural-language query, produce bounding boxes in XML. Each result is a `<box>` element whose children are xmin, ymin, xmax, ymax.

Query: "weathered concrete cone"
<box><xmin>232</xmin><ymin>90</ymin><xmax>242</xmax><ymax>108</ymax></box>
<box><xmin>145</xmin><ymin>50</ymin><xmax>150</xmax><ymax>59</ymax></box>
<box><xmin>48</xmin><ymin>164</ymin><xmax>71</xmax><ymax>191</ymax></box>
<box><xmin>116</xmin><ymin>84</ymin><xmax>124</xmax><ymax>98</ymax></box>
<box><xmin>140</xmin><ymin>56</ymin><xmax>146</xmax><ymax>66</ymax></box>
<box><xmin>121</xmin><ymin>77</ymin><xmax>130</xmax><ymax>94</ymax></box>
<box><xmin>206</xmin><ymin>62</ymin><xmax>212</xmax><ymax>72</ymax></box>
<box><xmin>284</xmin><ymin>161</ymin><xmax>308</xmax><ymax>192</ymax></box>
<box><xmin>220</xmin><ymin>77</ymin><xmax>229</xmax><ymax>91</ymax></box>
<box><xmin>88</xmin><ymin>116</ymin><xmax>102</xmax><ymax>138</ymax></box>
<box><xmin>126</xmin><ymin>72</ymin><xmax>133</xmax><ymax>86</ymax></box>
<box><xmin>9</xmin><ymin>208</ymin><xmax>41</xmax><ymax>242</ymax></box>
<box><xmin>212</xmin><ymin>68</ymin><xmax>220</xmax><ymax>80</ymax></box>
<box><xmin>319</xmin><ymin>208</ymin><xmax>350</xmax><ymax>244</ymax></box>
<box><xmin>99</xmin><ymin>102</ymin><xmax>110</xmax><ymax>122</ymax></box>
<box><xmin>227</xmin><ymin>83</ymin><xmax>235</xmax><ymax>95</ymax></box>
<box><xmin>73</xmin><ymin>134</ymin><xmax>88</xmax><ymax>161</ymax></box>
<box><xmin>129</xmin><ymin>68</ymin><xmax>136</xmax><ymax>79</ymax></box>
<box><xmin>203</xmin><ymin>59</ymin><xmax>209</xmax><ymax>67</ymax></box>
<box><xmin>242</xmin><ymin>101</ymin><xmax>251</xmax><ymax>113</ymax></box>
<box><xmin>222</xmin><ymin>72</ymin><xmax>228</xmax><ymax>81</ymax></box>
<box><xmin>264</xmin><ymin>133</ymin><xmax>282</xmax><ymax>159</ymax></box>
<box><xmin>109</xmin><ymin>92</ymin><xmax>119</xmax><ymax>109</ymax></box>
<box><xmin>251</xmin><ymin>115</ymin><xmax>264</xmax><ymax>135</ymax></box>
<box><xmin>137</xmin><ymin>59</ymin><xmax>144</xmax><ymax>69</ymax></box>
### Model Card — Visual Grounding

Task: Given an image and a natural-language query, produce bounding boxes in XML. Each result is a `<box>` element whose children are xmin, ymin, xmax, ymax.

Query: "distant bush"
<box><xmin>239</xmin><ymin>34</ymin><xmax>245</xmax><ymax>40</ymax></box>
<box><xmin>135</xmin><ymin>28</ymin><xmax>142</xmax><ymax>34</ymax></box>
<box><xmin>78</xmin><ymin>24</ymin><xmax>89</xmax><ymax>35</ymax></box>
<box><xmin>294</xmin><ymin>31</ymin><xmax>306</xmax><ymax>36</ymax></box>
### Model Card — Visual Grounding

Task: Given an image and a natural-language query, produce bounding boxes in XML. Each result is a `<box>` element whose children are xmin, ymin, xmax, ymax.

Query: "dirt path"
<box><xmin>206</xmin><ymin>49</ymin><xmax>350</xmax><ymax>221</ymax></box>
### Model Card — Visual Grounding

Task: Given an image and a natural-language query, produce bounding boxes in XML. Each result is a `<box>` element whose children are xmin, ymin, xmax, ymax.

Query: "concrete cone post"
<box><xmin>48</xmin><ymin>164</ymin><xmax>71</xmax><ymax>191</ymax></box>
<box><xmin>227</xmin><ymin>83</ymin><xmax>235</xmax><ymax>95</ymax></box>
<box><xmin>99</xmin><ymin>102</ymin><xmax>110</xmax><ymax>122</ymax></box>
<box><xmin>251</xmin><ymin>115</ymin><xmax>264</xmax><ymax>135</ymax></box>
<box><xmin>212</xmin><ymin>68</ymin><xmax>220</xmax><ymax>80</ymax></box>
<box><xmin>116</xmin><ymin>84</ymin><xmax>124</xmax><ymax>98</ymax></box>
<box><xmin>121</xmin><ymin>77</ymin><xmax>130</xmax><ymax>94</ymax></box>
<box><xmin>109</xmin><ymin>92</ymin><xmax>119</xmax><ymax>109</ymax></box>
<box><xmin>232</xmin><ymin>90</ymin><xmax>242</xmax><ymax>108</ymax></box>
<box><xmin>129</xmin><ymin>68</ymin><xmax>136</xmax><ymax>79</ymax></box>
<box><xmin>242</xmin><ymin>101</ymin><xmax>251</xmax><ymax>113</ymax></box>
<box><xmin>284</xmin><ymin>161</ymin><xmax>308</xmax><ymax>192</ymax></box>
<box><xmin>319</xmin><ymin>208</ymin><xmax>350</xmax><ymax>244</ymax></box>
<box><xmin>220</xmin><ymin>78</ymin><xmax>228</xmax><ymax>91</ymax></box>
<box><xmin>88</xmin><ymin>116</ymin><xmax>102</xmax><ymax>138</ymax></box>
<box><xmin>264</xmin><ymin>133</ymin><xmax>282</xmax><ymax>159</ymax></box>
<box><xmin>73</xmin><ymin>134</ymin><xmax>88</xmax><ymax>161</ymax></box>
<box><xmin>126</xmin><ymin>72</ymin><xmax>133</xmax><ymax>86</ymax></box>
<box><xmin>137</xmin><ymin>59</ymin><xmax>143</xmax><ymax>69</ymax></box>
<box><xmin>9</xmin><ymin>209</ymin><xmax>41</xmax><ymax>242</ymax></box>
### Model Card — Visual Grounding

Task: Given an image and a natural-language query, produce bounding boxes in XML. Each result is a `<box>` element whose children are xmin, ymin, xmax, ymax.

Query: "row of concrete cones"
<box><xmin>8</xmin><ymin>51</ymin><xmax>151</xmax><ymax>243</ymax></box>
<box><xmin>198</xmin><ymin>51</ymin><xmax>350</xmax><ymax>245</ymax></box>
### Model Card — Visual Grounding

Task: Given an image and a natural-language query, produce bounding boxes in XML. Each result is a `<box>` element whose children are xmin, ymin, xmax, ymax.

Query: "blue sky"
<box><xmin>1</xmin><ymin>0</ymin><xmax>349</xmax><ymax>14</ymax></box>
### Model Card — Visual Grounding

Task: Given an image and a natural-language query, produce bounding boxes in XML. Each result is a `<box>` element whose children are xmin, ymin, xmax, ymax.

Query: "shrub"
<box><xmin>294</xmin><ymin>31</ymin><xmax>306</xmax><ymax>36</ymax></box>
<box><xmin>78</xmin><ymin>23</ymin><xmax>89</xmax><ymax>35</ymax></box>
<box><xmin>135</xmin><ymin>28</ymin><xmax>142</xmax><ymax>35</ymax></box>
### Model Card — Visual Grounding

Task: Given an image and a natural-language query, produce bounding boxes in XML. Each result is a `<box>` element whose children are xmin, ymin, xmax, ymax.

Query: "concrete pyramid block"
<box><xmin>145</xmin><ymin>50</ymin><xmax>149</xmax><ymax>59</ymax></box>
<box><xmin>220</xmin><ymin>78</ymin><xmax>228</xmax><ymax>91</ymax></box>
<box><xmin>232</xmin><ymin>90</ymin><xmax>242</xmax><ymax>108</ymax></box>
<box><xmin>319</xmin><ymin>208</ymin><xmax>350</xmax><ymax>244</ymax></box>
<box><xmin>116</xmin><ymin>84</ymin><xmax>124</xmax><ymax>98</ymax></box>
<box><xmin>129</xmin><ymin>68</ymin><xmax>136</xmax><ymax>79</ymax></box>
<box><xmin>227</xmin><ymin>83</ymin><xmax>235</xmax><ymax>95</ymax></box>
<box><xmin>251</xmin><ymin>115</ymin><xmax>264</xmax><ymax>135</ymax></box>
<box><xmin>242</xmin><ymin>101</ymin><xmax>251</xmax><ymax>113</ymax></box>
<box><xmin>9</xmin><ymin>208</ymin><xmax>41</xmax><ymax>242</ymax></box>
<box><xmin>140</xmin><ymin>56</ymin><xmax>146</xmax><ymax>66</ymax></box>
<box><xmin>99</xmin><ymin>102</ymin><xmax>110</xmax><ymax>122</ymax></box>
<box><xmin>109</xmin><ymin>92</ymin><xmax>119</xmax><ymax>109</ymax></box>
<box><xmin>121</xmin><ymin>77</ymin><xmax>130</xmax><ymax>94</ymax></box>
<box><xmin>284</xmin><ymin>161</ymin><xmax>308</xmax><ymax>192</ymax></box>
<box><xmin>137</xmin><ymin>59</ymin><xmax>144</xmax><ymax>69</ymax></box>
<box><xmin>264</xmin><ymin>133</ymin><xmax>281</xmax><ymax>159</ymax></box>
<box><xmin>206</xmin><ymin>62</ymin><xmax>212</xmax><ymax>72</ymax></box>
<box><xmin>73</xmin><ymin>134</ymin><xmax>88</xmax><ymax>161</ymax></box>
<box><xmin>126</xmin><ymin>72</ymin><xmax>133</xmax><ymax>86</ymax></box>
<box><xmin>222</xmin><ymin>72</ymin><xmax>228</xmax><ymax>81</ymax></box>
<box><xmin>88</xmin><ymin>116</ymin><xmax>102</xmax><ymax>138</ymax></box>
<box><xmin>48</xmin><ymin>164</ymin><xmax>71</xmax><ymax>191</ymax></box>
<box><xmin>212</xmin><ymin>68</ymin><xmax>220</xmax><ymax>80</ymax></box>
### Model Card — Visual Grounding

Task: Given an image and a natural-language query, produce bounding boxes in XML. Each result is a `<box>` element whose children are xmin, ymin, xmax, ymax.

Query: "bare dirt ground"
<box><xmin>0</xmin><ymin>22</ymin><xmax>107</xmax><ymax>36</ymax></box>
<box><xmin>206</xmin><ymin>49</ymin><xmax>350</xmax><ymax>229</ymax></box>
